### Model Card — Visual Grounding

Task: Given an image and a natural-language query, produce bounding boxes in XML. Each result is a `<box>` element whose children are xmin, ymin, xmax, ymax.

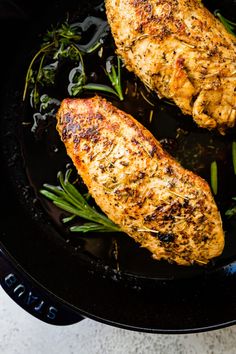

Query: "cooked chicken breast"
<box><xmin>56</xmin><ymin>96</ymin><xmax>224</xmax><ymax>265</ymax></box>
<box><xmin>105</xmin><ymin>0</ymin><xmax>236</xmax><ymax>134</ymax></box>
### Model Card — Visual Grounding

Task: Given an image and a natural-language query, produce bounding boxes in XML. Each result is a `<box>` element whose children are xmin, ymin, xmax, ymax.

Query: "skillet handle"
<box><xmin>0</xmin><ymin>247</ymin><xmax>84</xmax><ymax>325</ymax></box>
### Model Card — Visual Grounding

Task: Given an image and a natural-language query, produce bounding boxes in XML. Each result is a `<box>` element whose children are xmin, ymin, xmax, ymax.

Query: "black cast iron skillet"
<box><xmin>1</xmin><ymin>0</ymin><xmax>236</xmax><ymax>333</ymax></box>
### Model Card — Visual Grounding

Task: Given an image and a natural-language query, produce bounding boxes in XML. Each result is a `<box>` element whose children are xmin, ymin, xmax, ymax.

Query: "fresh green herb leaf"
<box><xmin>24</xmin><ymin>18</ymin><xmax>123</xmax><ymax>111</ymax></box>
<box><xmin>68</xmin><ymin>54</ymin><xmax>124</xmax><ymax>99</ymax></box>
<box><xmin>30</xmin><ymin>87</ymin><xmax>40</xmax><ymax>109</ymax></box>
<box><xmin>67</xmin><ymin>53</ymin><xmax>124</xmax><ymax>100</ymax></box>
<box><xmin>225</xmin><ymin>205</ymin><xmax>236</xmax><ymax>218</ymax></box>
<box><xmin>214</xmin><ymin>10</ymin><xmax>236</xmax><ymax>36</ymax></box>
<box><xmin>43</xmin><ymin>22</ymin><xmax>82</xmax><ymax>45</ymax></box>
<box><xmin>40</xmin><ymin>94</ymin><xmax>60</xmax><ymax>112</ymax></box>
<box><xmin>83</xmin><ymin>83</ymin><xmax>121</xmax><ymax>97</ymax></box>
<box><xmin>226</xmin><ymin>197</ymin><xmax>236</xmax><ymax>218</ymax></box>
<box><xmin>105</xmin><ymin>56</ymin><xmax>124</xmax><ymax>100</ymax></box>
<box><xmin>70</xmin><ymin>223</ymin><xmax>115</xmax><ymax>233</ymax></box>
<box><xmin>41</xmin><ymin>62</ymin><xmax>58</xmax><ymax>85</ymax></box>
<box><xmin>68</xmin><ymin>61</ymin><xmax>86</xmax><ymax>96</ymax></box>
<box><xmin>23</xmin><ymin>42</ymin><xmax>55</xmax><ymax>103</ymax></box>
<box><xmin>40</xmin><ymin>169</ymin><xmax>122</xmax><ymax>233</ymax></box>
<box><xmin>210</xmin><ymin>161</ymin><xmax>218</xmax><ymax>195</ymax></box>
<box><xmin>31</xmin><ymin>94</ymin><xmax>60</xmax><ymax>133</ymax></box>
<box><xmin>62</xmin><ymin>214</ymin><xmax>77</xmax><ymax>223</ymax></box>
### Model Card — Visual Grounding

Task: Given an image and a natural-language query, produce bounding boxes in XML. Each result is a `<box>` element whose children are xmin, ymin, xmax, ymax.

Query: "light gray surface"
<box><xmin>1</xmin><ymin>286</ymin><xmax>236</xmax><ymax>354</ymax></box>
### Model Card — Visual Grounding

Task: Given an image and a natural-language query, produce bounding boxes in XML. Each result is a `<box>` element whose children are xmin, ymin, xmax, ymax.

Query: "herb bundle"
<box><xmin>40</xmin><ymin>169</ymin><xmax>122</xmax><ymax>233</ymax></box>
<box><xmin>23</xmin><ymin>19</ymin><xmax>124</xmax><ymax>110</ymax></box>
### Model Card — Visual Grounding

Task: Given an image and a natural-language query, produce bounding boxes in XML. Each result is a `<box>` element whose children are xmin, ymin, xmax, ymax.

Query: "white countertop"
<box><xmin>1</xmin><ymin>286</ymin><xmax>236</xmax><ymax>354</ymax></box>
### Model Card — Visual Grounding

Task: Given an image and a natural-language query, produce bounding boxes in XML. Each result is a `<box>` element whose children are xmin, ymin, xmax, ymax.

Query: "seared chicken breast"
<box><xmin>56</xmin><ymin>96</ymin><xmax>224</xmax><ymax>265</ymax></box>
<box><xmin>105</xmin><ymin>0</ymin><xmax>236</xmax><ymax>134</ymax></box>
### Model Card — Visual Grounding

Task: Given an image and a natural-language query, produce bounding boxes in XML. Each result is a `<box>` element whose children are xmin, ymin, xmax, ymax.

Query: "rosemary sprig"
<box><xmin>214</xmin><ymin>10</ymin><xmax>236</xmax><ymax>36</ymax></box>
<box><xmin>105</xmin><ymin>56</ymin><xmax>124</xmax><ymax>100</ymax></box>
<box><xmin>68</xmin><ymin>54</ymin><xmax>124</xmax><ymax>99</ymax></box>
<box><xmin>40</xmin><ymin>169</ymin><xmax>122</xmax><ymax>233</ymax></box>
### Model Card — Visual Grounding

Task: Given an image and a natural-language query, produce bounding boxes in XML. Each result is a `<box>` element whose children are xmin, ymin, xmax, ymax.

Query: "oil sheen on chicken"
<box><xmin>56</xmin><ymin>96</ymin><xmax>224</xmax><ymax>266</ymax></box>
<box><xmin>105</xmin><ymin>0</ymin><xmax>236</xmax><ymax>134</ymax></box>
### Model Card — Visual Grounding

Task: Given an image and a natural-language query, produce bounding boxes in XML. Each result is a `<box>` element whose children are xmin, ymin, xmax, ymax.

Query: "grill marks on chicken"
<box><xmin>56</xmin><ymin>96</ymin><xmax>224</xmax><ymax>266</ymax></box>
<box><xmin>105</xmin><ymin>0</ymin><xmax>236</xmax><ymax>134</ymax></box>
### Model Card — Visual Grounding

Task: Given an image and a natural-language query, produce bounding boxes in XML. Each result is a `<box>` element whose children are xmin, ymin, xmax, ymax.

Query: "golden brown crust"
<box><xmin>56</xmin><ymin>96</ymin><xmax>224</xmax><ymax>265</ymax></box>
<box><xmin>105</xmin><ymin>0</ymin><xmax>236</xmax><ymax>134</ymax></box>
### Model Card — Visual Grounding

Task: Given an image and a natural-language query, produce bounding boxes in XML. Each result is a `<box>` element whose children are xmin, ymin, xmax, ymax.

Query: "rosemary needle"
<box><xmin>210</xmin><ymin>161</ymin><xmax>218</xmax><ymax>195</ymax></box>
<box><xmin>40</xmin><ymin>169</ymin><xmax>122</xmax><ymax>233</ymax></box>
